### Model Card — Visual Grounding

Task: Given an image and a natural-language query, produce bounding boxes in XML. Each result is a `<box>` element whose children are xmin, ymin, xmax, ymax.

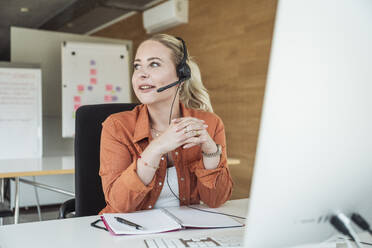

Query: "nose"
<box><xmin>140</xmin><ymin>72</ymin><xmax>149</xmax><ymax>79</ymax></box>
<box><xmin>137</xmin><ymin>67</ymin><xmax>149</xmax><ymax>80</ymax></box>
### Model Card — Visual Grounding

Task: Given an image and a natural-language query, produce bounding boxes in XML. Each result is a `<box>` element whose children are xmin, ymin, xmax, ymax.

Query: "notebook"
<box><xmin>101</xmin><ymin>206</ymin><xmax>244</xmax><ymax>235</ymax></box>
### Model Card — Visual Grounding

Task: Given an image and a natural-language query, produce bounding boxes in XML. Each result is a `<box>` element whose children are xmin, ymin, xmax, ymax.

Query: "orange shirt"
<box><xmin>99</xmin><ymin>103</ymin><xmax>233</xmax><ymax>214</ymax></box>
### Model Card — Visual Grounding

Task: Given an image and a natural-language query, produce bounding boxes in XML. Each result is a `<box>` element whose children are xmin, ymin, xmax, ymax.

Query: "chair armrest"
<box><xmin>59</xmin><ymin>198</ymin><xmax>75</xmax><ymax>219</ymax></box>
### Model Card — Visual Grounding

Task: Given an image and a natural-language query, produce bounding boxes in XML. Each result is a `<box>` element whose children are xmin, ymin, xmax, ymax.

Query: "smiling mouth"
<box><xmin>139</xmin><ymin>85</ymin><xmax>156</xmax><ymax>90</ymax></box>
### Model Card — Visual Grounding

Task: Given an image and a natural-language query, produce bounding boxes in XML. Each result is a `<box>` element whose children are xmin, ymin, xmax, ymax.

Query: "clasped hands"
<box><xmin>151</xmin><ymin>117</ymin><xmax>217</xmax><ymax>155</ymax></box>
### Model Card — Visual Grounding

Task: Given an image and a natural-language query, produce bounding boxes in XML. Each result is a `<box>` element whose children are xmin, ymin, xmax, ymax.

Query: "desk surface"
<box><xmin>0</xmin><ymin>157</ymin><xmax>239</xmax><ymax>178</ymax></box>
<box><xmin>0</xmin><ymin>199</ymin><xmax>248</xmax><ymax>248</ymax></box>
<box><xmin>0</xmin><ymin>156</ymin><xmax>74</xmax><ymax>178</ymax></box>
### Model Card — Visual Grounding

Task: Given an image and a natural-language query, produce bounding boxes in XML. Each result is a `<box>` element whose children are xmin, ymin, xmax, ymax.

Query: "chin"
<box><xmin>135</xmin><ymin>94</ymin><xmax>157</xmax><ymax>105</ymax></box>
<box><xmin>138</xmin><ymin>96</ymin><xmax>174</xmax><ymax>107</ymax></box>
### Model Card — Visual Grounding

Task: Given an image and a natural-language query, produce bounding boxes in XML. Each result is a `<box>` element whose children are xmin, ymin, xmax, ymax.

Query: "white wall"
<box><xmin>10</xmin><ymin>27</ymin><xmax>132</xmax><ymax>207</ymax></box>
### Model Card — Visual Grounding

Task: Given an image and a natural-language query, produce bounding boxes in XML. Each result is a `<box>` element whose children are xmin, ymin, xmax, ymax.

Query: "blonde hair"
<box><xmin>147</xmin><ymin>34</ymin><xmax>213</xmax><ymax>112</ymax></box>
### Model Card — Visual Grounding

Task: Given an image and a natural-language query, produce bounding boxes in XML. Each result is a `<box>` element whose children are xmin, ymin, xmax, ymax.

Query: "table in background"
<box><xmin>0</xmin><ymin>156</ymin><xmax>75</xmax><ymax>224</ymax></box>
<box><xmin>227</xmin><ymin>158</ymin><xmax>240</xmax><ymax>165</ymax></box>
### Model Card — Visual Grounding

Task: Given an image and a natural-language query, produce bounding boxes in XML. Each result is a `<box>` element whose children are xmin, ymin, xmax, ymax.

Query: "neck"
<box><xmin>147</xmin><ymin>99</ymin><xmax>181</xmax><ymax>132</ymax></box>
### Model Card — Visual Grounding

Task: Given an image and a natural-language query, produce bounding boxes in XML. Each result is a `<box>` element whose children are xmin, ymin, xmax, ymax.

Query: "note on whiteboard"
<box><xmin>0</xmin><ymin>67</ymin><xmax>42</xmax><ymax>159</ymax></box>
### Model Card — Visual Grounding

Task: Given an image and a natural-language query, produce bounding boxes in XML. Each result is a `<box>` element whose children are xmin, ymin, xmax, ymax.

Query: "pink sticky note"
<box><xmin>74</xmin><ymin>104</ymin><xmax>81</xmax><ymax>110</ymax></box>
<box><xmin>106</xmin><ymin>84</ymin><xmax>113</xmax><ymax>91</ymax></box>
<box><xmin>104</xmin><ymin>95</ymin><xmax>112</xmax><ymax>102</ymax></box>
<box><xmin>90</xmin><ymin>78</ymin><xmax>97</xmax><ymax>84</ymax></box>
<box><xmin>77</xmin><ymin>85</ymin><xmax>84</xmax><ymax>91</ymax></box>
<box><xmin>90</xmin><ymin>69</ymin><xmax>97</xmax><ymax>75</ymax></box>
<box><xmin>74</xmin><ymin>96</ymin><xmax>81</xmax><ymax>102</ymax></box>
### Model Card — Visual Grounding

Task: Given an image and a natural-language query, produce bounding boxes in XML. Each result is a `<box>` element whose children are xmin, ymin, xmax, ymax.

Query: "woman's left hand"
<box><xmin>172</xmin><ymin>117</ymin><xmax>216</xmax><ymax>153</ymax></box>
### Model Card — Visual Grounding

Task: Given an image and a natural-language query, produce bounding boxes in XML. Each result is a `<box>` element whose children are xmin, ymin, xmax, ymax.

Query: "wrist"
<box><xmin>201</xmin><ymin>140</ymin><xmax>217</xmax><ymax>154</ymax></box>
<box><xmin>202</xmin><ymin>144</ymin><xmax>222</xmax><ymax>158</ymax></box>
<box><xmin>148</xmin><ymin>140</ymin><xmax>165</xmax><ymax>157</ymax></box>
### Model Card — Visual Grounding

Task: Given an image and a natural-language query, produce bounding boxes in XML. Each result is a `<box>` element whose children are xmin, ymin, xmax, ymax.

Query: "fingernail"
<box><xmin>203</xmin><ymin>124</ymin><xmax>208</xmax><ymax>128</ymax></box>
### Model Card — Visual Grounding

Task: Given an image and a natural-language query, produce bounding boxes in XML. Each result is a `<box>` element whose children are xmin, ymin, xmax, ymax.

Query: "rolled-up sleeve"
<box><xmin>189</xmin><ymin>117</ymin><xmax>233</xmax><ymax>208</ymax></box>
<box><xmin>99</xmin><ymin>117</ymin><xmax>155</xmax><ymax>213</ymax></box>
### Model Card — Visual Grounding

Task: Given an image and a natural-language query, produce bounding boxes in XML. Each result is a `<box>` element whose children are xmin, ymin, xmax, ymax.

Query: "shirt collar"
<box><xmin>133</xmin><ymin>104</ymin><xmax>151</xmax><ymax>143</ymax></box>
<box><xmin>133</xmin><ymin>102</ymin><xmax>192</xmax><ymax>143</ymax></box>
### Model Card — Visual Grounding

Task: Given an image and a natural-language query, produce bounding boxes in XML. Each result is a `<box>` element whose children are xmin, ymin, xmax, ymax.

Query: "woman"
<box><xmin>99</xmin><ymin>34</ymin><xmax>233</xmax><ymax>214</ymax></box>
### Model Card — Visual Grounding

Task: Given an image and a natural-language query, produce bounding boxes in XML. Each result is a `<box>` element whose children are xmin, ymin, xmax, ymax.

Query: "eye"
<box><xmin>133</xmin><ymin>63</ymin><xmax>141</xmax><ymax>70</ymax></box>
<box><xmin>150</xmin><ymin>62</ymin><xmax>160</xmax><ymax>68</ymax></box>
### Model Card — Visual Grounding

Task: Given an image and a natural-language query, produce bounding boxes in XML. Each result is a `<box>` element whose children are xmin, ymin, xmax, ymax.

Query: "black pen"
<box><xmin>114</xmin><ymin>217</ymin><xmax>144</xmax><ymax>230</ymax></box>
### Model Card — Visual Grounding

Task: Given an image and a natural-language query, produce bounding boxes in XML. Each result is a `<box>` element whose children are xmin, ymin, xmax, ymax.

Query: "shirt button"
<box><xmin>182</xmin><ymin>197</ymin><xmax>186</xmax><ymax>201</ymax></box>
<box><xmin>175</xmin><ymin>151</ymin><xmax>179</xmax><ymax>156</ymax></box>
<box><xmin>161</xmin><ymin>157</ymin><xmax>165</xmax><ymax>160</ymax></box>
<box><xmin>180</xmin><ymin>177</ymin><xmax>184</xmax><ymax>181</ymax></box>
<box><xmin>148</xmin><ymin>205</ymin><xmax>152</xmax><ymax>209</ymax></box>
<box><xmin>159</xmin><ymin>182</ymin><xmax>162</xmax><ymax>186</ymax></box>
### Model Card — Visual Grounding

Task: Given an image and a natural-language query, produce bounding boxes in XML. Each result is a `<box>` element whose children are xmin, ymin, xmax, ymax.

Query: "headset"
<box><xmin>156</xmin><ymin>37</ymin><xmax>191</xmax><ymax>93</ymax></box>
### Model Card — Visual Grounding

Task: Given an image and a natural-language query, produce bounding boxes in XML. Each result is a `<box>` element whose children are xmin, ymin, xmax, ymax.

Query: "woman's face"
<box><xmin>132</xmin><ymin>40</ymin><xmax>179</xmax><ymax>105</ymax></box>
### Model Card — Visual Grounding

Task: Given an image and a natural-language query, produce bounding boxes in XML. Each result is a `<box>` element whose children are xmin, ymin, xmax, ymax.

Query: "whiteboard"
<box><xmin>0</xmin><ymin>65</ymin><xmax>42</xmax><ymax>159</ymax></box>
<box><xmin>61</xmin><ymin>41</ymin><xmax>131</xmax><ymax>137</ymax></box>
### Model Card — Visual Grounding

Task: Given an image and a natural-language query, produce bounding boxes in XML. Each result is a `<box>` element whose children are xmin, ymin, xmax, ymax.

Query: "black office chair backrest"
<box><xmin>74</xmin><ymin>103</ymin><xmax>138</xmax><ymax>217</ymax></box>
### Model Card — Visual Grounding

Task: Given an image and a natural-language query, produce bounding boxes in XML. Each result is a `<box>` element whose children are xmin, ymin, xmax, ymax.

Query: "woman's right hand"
<box><xmin>150</xmin><ymin>117</ymin><xmax>207</xmax><ymax>155</ymax></box>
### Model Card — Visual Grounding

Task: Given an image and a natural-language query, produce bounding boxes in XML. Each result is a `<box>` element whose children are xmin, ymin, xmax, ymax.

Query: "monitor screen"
<box><xmin>244</xmin><ymin>0</ymin><xmax>372</xmax><ymax>247</ymax></box>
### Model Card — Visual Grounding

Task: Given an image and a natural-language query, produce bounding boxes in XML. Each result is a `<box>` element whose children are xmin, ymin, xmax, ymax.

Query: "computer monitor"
<box><xmin>244</xmin><ymin>0</ymin><xmax>372</xmax><ymax>247</ymax></box>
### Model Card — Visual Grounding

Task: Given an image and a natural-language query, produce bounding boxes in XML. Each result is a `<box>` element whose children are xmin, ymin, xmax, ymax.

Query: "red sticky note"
<box><xmin>106</xmin><ymin>84</ymin><xmax>113</xmax><ymax>91</ymax></box>
<box><xmin>90</xmin><ymin>69</ymin><xmax>97</xmax><ymax>75</ymax></box>
<box><xmin>74</xmin><ymin>96</ymin><xmax>81</xmax><ymax>102</ymax></box>
<box><xmin>77</xmin><ymin>85</ymin><xmax>84</xmax><ymax>91</ymax></box>
<box><xmin>90</xmin><ymin>78</ymin><xmax>97</xmax><ymax>84</ymax></box>
<box><xmin>74</xmin><ymin>104</ymin><xmax>81</xmax><ymax>110</ymax></box>
<box><xmin>104</xmin><ymin>95</ymin><xmax>112</xmax><ymax>102</ymax></box>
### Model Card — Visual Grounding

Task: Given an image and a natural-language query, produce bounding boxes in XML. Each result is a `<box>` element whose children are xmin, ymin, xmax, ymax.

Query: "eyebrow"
<box><xmin>134</xmin><ymin>57</ymin><xmax>164</xmax><ymax>63</ymax></box>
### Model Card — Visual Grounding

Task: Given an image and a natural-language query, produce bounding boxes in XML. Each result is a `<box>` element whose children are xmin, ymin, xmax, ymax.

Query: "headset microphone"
<box><xmin>156</xmin><ymin>37</ymin><xmax>191</xmax><ymax>93</ymax></box>
<box><xmin>157</xmin><ymin>79</ymin><xmax>183</xmax><ymax>92</ymax></box>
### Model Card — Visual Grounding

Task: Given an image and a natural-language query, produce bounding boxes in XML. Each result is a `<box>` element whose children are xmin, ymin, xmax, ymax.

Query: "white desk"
<box><xmin>0</xmin><ymin>156</ymin><xmax>75</xmax><ymax>224</ymax></box>
<box><xmin>0</xmin><ymin>199</ymin><xmax>248</xmax><ymax>248</ymax></box>
<box><xmin>1</xmin><ymin>198</ymin><xmax>371</xmax><ymax>248</ymax></box>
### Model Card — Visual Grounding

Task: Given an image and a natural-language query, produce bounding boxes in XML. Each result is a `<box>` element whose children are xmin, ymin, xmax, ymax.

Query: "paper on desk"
<box><xmin>102</xmin><ymin>209</ymin><xmax>182</xmax><ymax>235</ymax></box>
<box><xmin>164</xmin><ymin>206</ymin><xmax>244</xmax><ymax>228</ymax></box>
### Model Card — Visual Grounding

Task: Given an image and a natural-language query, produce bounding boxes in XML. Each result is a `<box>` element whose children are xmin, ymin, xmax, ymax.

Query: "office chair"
<box><xmin>59</xmin><ymin>103</ymin><xmax>138</xmax><ymax>218</ymax></box>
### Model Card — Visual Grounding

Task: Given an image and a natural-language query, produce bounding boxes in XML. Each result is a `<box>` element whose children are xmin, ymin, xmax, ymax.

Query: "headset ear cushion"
<box><xmin>177</xmin><ymin>63</ymin><xmax>191</xmax><ymax>81</ymax></box>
